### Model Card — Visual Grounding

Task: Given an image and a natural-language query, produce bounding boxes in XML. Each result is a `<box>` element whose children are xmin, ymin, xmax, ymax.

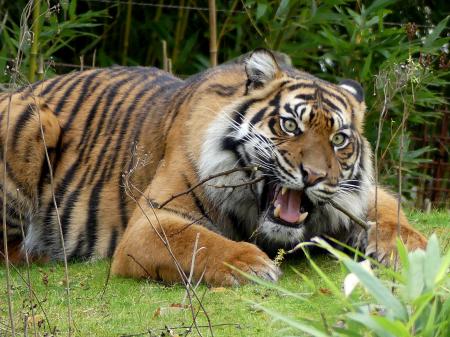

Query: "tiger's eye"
<box><xmin>282</xmin><ymin>118</ymin><xmax>298</xmax><ymax>134</ymax></box>
<box><xmin>332</xmin><ymin>133</ymin><xmax>347</xmax><ymax>146</ymax></box>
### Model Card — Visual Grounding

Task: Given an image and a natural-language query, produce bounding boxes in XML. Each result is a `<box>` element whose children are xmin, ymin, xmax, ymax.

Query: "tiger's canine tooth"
<box><xmin>274</xmin><ymin>205</ymin><xmax>281</xmax><ymax>218</ymax></box>
<box><xmin>281</xmin><ymin>186</ymin><xmax>288</xmax><ymax>195</ymax></box>
<box><xmin>297</xmin><ymin>212</ymin><xmax>308</xmax><ymax>223</ymax></box>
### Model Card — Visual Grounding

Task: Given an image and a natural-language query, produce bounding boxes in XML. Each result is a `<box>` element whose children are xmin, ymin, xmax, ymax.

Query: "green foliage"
<box><xmin>0</xmin><ymin>0</ymin><xmax>449</xmax><ymax>202</ymax></box>
<box><xmin>253</xmin><ymin>235</ymin><xmax>450</xmax><ymax>337</ymax></box>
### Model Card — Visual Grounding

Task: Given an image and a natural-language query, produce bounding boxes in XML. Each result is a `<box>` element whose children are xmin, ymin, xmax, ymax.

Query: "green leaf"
<box><xmin>275</xmin><ymin>0</ymin><xmax>290</xmax><ymax>18</ymax></box>
<box><xmin>252</xmin><ymin>303</ymin><xmax>330</xmax><ymax>337</ymax></box>
<box><xmin>435</xmin><ymin>246</ymin><xmax>450</xmax><ymax>285</ymax></box>
<box><xmin>344</xmin><ymin>259</ymin><xmax>408</xmax><ymax>320</ymax></box>
<box><xmin>69</xmin><ymin>0</ymin><xmax>77</xmax><ymax>21</ymax></box>
<box><xmin>396</xmin><ymin>238</ymin><xmax>409</xmax><ymax>271</ymax></box>
<box><xmin>256</xmin><ymin>3</ymin><xmax>268</xmax><ymax>20</ymax></box>
<box><xmin>423</xmin><ymin>16</ymin><xmax>450</xmax><ymax>48</ymax></box>
<box><xmin>347</xmin><ymin>313</ymin><xmax>396</xmax><ymax>337</ymax></box>
<box><xmin>406</xmin><ymin>249</ymin><xmax>426</xmax><ymax>300</ymax></box>
<box><xmin>424</xmin><ymin>234</ymin><xmax>441</xmax><ymax>290</ymax></box>
<box><xmin>365</xmin><ymin>0</ymin><xmax>396</xmax><ymax>15</ymax></box>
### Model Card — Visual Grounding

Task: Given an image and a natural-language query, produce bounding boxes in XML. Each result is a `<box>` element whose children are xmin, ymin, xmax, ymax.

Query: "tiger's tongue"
<box><xmin>275</xmin><ymin>189</ymin><xmax>302</xmax><ymax>223</ymax></box>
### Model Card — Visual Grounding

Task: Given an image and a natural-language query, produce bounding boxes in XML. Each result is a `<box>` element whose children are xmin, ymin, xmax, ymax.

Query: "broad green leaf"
<box><xmin>275</xmin><ymin>0</ymin><xmax>290</xmax><ymax>18</ymax></box>
<box><xmin>424</xmin><ymin>234</ymin><xmax>441</xmax><ymax>290</ymax></box>
<box><xmin>344</xmin><ymin>259</ymin><xmax>408</xmax><ymax>320</ymax></box>
<box><xmin>256</xmin><ymin>3</ymin><xmax>268</xmax><ymax>20</ymax></box>
<box><xmin>347</xmin><ymin>313</ymin><xmax>396</xmax><ymax>337</ymax></box>
<box><xmin>396</xmin><ymin>238</ymin><xmax>409</xmax><ymax>270</ymax></box>
<box><xmin>371</xmin><ymin>316</ymin><xmax>410</xmax><ymax>337</ymax></box>
<box><xmin>435</xmin><ymin>246</ymin><xmax>450</xmax><ymax>285</ymax></box>
<box><xmin>423</xmin><ymin>16</ymin><xmax>450</xmax><ymax>48</ymax></box>
<box><xmin>406</xmin><ymin>249</ymin><xmax>425</xmax><ymax>300</ymax></box>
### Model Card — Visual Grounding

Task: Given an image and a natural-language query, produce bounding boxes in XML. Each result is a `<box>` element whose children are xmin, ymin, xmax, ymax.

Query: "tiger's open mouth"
<box><xmin>262</xmin><ymin>183</ymin><xmax>314</xmax><ymax>227</ymax></box>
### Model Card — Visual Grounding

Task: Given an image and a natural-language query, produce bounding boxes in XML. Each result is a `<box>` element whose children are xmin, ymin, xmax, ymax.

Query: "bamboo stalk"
<box><xmin>208</xmin><ymin>0</ymin><xmax>217</xmax><ymax>67</ymax></box>
<box><xmin>122</xmin><ymin>0</ymin><xmax>132</xmax><ymax>65</ymax></box>
<box><xmin>162</xmin><ymin>40</ymin><xmax>168</xmax><ymax>71</ymax></box>
<box><xmin>28</xmin><ymin>0</ymin><xmax>41</xmax><ymax>82</ymax></box>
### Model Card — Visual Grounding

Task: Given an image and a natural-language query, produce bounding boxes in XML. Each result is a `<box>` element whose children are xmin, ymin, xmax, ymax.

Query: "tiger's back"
<box><xmin>0</xmin><ymin>67</ymin><xmax>184</xmax><ymax>259</ymax></box>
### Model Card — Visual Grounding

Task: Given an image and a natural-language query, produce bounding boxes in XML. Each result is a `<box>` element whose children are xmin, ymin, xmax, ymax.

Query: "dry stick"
<box><xmin>2</xmin><ymin>94</ymin><xmax>16</xmax><ymax>337</ymax></box>
<box><xmin>122</xmin><ymin>169</ymin><xmax>212</xmax><ymax>337</ymax></box>
<box><xmin>208</xmin><ymin>0</ymin><xmax>217</xmax><ymax>67</ymax></box>
<box><xmin>328</xmin><ymin>199</ymin><xmax>369</xmax><ymax>231</ymax></box>
<box><xmin>119</xmin><ymin>323</ymin><xmax>241</xmax><ymax>337</ymax></box>
<box><xmin>374</xmin><ymin>80</ymin><xmax>390</xmax><ymax>256</ymax></box>
<box><xmin>31</xmin><ymin>100</ymin><xmax>73</xmax><ymax>336</ymax></box>
<box><xmin>124</xmin><ymin>189</ymin><xmax>211</xmax><ymax>337</ymax></box>
<box><xmin>158</xmin><ymin>165</ymin><xmax>258</xmax><ymax>208</ymax></box>
<box><xmin>28</xmin><ymin>0</ymin><xmax>41</xmax><ymax>82</ymax></box>
<box><xmin>182</xmin><ymin>233</ymin><xmax>206</xmax><ymax>305</ymax></box>
<box><xmin>209</xmin><ymin>176</ymin><xmax>264</xmax><ymax>189</ymax></box>
<box><xmin>92</xmin><ymin>49</ymin><xmax>97</xmax><ymax>68</ymax></box>
<box><xmin>0</xmin><ymin>251</ymin><xmax>52</xmax><ymax>331</ymax></box>
<box><xmin>17</xmin><ymin>190</ymin><xmax>38</xmax><ymax>337</ymax></box>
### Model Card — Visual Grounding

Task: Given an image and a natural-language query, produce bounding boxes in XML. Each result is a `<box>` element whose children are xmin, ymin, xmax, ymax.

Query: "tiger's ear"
<box><xmin>245</xmin><ymin>49</ymin><xmax>282</xmax><ymax>91</ymax></box>
<box><xmin>339</xmin><ymin>79</ymin><xmax>364</xmax><ymax>102</ymax></box>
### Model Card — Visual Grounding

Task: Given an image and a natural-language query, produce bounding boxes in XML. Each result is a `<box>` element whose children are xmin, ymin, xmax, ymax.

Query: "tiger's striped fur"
<box><xmin>1</xmin><ymin>50</ymin><xmax>426</xmax><ymax>285</ymax></box>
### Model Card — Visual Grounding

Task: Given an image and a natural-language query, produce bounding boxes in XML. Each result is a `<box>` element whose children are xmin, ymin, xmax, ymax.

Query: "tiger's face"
<box><xmin>200</xmin><ymin>50</ymin><xmax>373</xmax><ymax>247</ymax></box>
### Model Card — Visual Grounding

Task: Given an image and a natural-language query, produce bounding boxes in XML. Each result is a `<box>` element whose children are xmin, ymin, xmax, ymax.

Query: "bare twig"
<box><xmin>122</xmin><ymin>152</ymin><xmax>214</xmax><ymax>337</ymax></box>
<box><xmin>158</xmin><ymin>165</ymin><xmax>259</xmax><ymax>208</ymax></box>
<box><xmin>2</xmin><ymin>93</ymin><xmax>16</xmax><ymax>337</ymax></box>
<box><xmin>29</xmin><ymin>96</ymin><xmax>73</xmax><ymax>336</ymax></box>
<box><xmin>208</xmin><ymin>176</ymin><xmax>264</xmax><ymax>189</ymax></box>
<box><xmin>17</xmin><ymin>189</ymin><xmax>38</xmax><ymax>337</ymax></box>
<box><xmin>328</xmin><ymin>199</ymin><xmax>370</xmax><ymax>231</ymax></box>
<box><xmin>127</xmin><ymin>254</ymin><xmax>152</xmax><ymax>278</ymax></box>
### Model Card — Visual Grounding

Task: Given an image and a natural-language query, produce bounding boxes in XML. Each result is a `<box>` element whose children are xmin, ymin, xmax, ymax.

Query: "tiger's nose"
<box><xmin>301</xmin><ymin>165</ymin><xmax>327</xmax><ymax>186</ymax></box>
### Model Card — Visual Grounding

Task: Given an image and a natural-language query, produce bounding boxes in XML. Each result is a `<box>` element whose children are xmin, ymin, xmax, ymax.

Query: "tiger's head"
<box><xmin>199</xmin><ymin>49</ymin><xmax>373</xmax><ymax>248</ymax></box>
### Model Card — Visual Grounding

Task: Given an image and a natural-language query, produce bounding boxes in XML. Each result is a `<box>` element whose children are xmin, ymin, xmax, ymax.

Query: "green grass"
<box><xmin>1</xmin><ymin>210</ymin><xmax>448</xmax><ymax>337</ymax></box>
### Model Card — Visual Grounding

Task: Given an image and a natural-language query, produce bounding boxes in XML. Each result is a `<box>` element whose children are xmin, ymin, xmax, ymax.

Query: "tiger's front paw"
<box><xmin>205</xmin><ymin>241</ymin><xmax>281</xmax><ymax>287</ymax></box>
<box><xmin>366</xmin><ymin>221</ymin><xmax>427</xmax><ymax>265</ymax></box>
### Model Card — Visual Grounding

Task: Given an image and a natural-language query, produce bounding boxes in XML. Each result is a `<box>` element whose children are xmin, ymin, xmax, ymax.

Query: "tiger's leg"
<box><xmin>366</xmin><ymin>187</ymin><xmax>427</xmax><ymax>264</ymax></box>
<box><xmin>111</xmin><ymin>209</ymin><xmax>280</xmax><ymax>286</ymax></box>
<box><xmin>0</xmin><ymin>98</ymin><xmax>61</xmax><ymax>262</ymax></box>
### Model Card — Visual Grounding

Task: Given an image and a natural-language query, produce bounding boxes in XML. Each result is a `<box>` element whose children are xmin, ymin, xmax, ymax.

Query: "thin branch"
<box><xmin>208</xmin><ymin>176</ymin><xmax>264</xmax><ymax>189</ymax></box>
<box><xmin>17</xmin><ymin>189</ymin><xmax>38</xmax><ymax>337</ymax></box>
<box><xmin>2</xmin><ymin>93</ymin><xmax>16</xmax><ymax>337</ymax></box>
<box><xmin>328</xmin><ymin>199</ymin><xmax>370</xmax><ymax>231</ymax></box>
<box><xmin>127</xmin><ymin>254</ymin><xmax>152</xmax><ymax>278</ymax></box>
<box><xmin>158</xmin><ymin>165</ymin><xmax>259</xmax><ymax>208</ymax></box>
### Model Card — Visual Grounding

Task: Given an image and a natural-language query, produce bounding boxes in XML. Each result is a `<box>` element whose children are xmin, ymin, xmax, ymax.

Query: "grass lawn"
<box><xmin>1</xmin><ymin>210</ymin><xmax>449</xmax><ymax>337</ymax></box>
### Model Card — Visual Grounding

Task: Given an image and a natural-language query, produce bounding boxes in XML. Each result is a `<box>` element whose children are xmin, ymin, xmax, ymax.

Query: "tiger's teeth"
<box><xmin>274</xmin><ymin>205</ymin><xmax>281</xmax><ymax>218</ymax></box>
<box><xmin>297</xmin><ymin>212</ymin><xmax>309</xmax><ymax>224</ymax></box>
<box><xmin>281</xmin><ymin>187</ymin><xmax>288</xmax><ymax>195</ymax></box>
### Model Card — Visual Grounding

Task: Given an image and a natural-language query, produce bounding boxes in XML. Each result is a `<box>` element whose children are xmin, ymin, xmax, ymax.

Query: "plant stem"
<box><xmin>208</xmin><ymin>0</ymin><xmax>217</xmax><ymax>66</ymax></box>
<box><xmin>28</xmin><ymin>0</ymin><xmax>41</xmax><ymax>82</ymax></box>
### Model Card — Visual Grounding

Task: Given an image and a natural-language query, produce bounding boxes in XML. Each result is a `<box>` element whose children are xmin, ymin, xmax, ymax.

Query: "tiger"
<box><xmin>0</xmin><ymin>49</ymin><xmax>427</xmax><ymax>286</ymax></box>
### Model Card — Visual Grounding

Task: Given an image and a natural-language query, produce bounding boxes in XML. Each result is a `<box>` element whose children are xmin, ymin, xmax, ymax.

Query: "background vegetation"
<box><xmin>1</xmin><ymin>0</ymin><xmax>449</xmax><ymax>207</ymax></box>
